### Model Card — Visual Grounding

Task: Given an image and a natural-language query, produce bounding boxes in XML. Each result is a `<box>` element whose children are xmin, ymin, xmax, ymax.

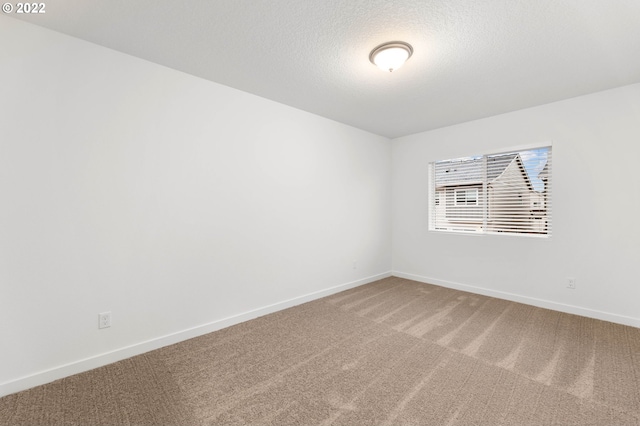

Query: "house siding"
<box><xmin>487</xmin><ymin>160</ymin><xmax>531</xmax><ymax>233</ymax></box>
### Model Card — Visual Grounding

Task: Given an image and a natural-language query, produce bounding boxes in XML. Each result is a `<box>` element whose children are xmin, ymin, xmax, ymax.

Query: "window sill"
<box><xmin>429</xmin><ymin>228</ymin><xmax>551</xmax><ymax>239</ymax></box>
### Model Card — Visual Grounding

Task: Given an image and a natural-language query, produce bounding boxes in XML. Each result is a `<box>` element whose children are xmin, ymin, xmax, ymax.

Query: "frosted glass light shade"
<box><xmin>369</xmin><ymin>42</ymin><xmax>413</xmax><ymax>72</ymax></box>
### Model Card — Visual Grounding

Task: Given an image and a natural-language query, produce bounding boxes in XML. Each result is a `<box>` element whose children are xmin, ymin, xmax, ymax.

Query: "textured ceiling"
<box><xmin>9</xmin><ymin>0</ymin><xmax>640</xmax><ymax>138</ymax></box>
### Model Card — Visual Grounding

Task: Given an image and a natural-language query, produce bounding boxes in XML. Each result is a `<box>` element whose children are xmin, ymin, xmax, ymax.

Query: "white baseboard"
<box><xmin>392</xmin><ymin>271</ymin><xmax>640</xmax><ymax>329</ymax></box>
<box><xmin>0</xmin><ymin>271</ymin><xmax>391</xmax><ymax>398</ymax></box>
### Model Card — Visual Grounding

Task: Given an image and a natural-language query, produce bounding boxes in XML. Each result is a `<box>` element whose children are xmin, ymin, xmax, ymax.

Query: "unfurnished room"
<box><xmin>1</xmin><ymin>1</ymin><xmax>639</xmax><ymax>425</ymax></box>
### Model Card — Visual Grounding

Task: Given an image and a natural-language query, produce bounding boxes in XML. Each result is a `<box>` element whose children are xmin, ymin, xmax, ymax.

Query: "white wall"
<box><xmin>392</xmin><ymin>83</ymin><xmax>640</xmax><ymax>328</ymax></box>
<box><xmin>0</xmin><ymin>16</ymin><xmax>391</xmax><ymax>396</ymax></box>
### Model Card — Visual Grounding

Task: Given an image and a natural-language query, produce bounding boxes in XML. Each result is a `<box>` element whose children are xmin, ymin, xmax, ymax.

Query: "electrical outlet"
<box><xmin>98</xmin><ymin>312</ymin><xmax>111</xmax><ymax>329</ymax></box>
<box><xmin>567</xmin><ymin>278</ymin><xmax>576</xmax><ymax>289</ymax></box>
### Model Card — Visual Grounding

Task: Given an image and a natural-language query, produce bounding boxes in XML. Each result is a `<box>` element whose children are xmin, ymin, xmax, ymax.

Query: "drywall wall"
<box><xmin>0</xmin><ymin>16</ymin><xmax>391</xmax><ymax>396</ymax></box>
<box><xmin>392</xmin><ymin>83</ymin><xmax>640</xmax><ymax>327</ymax></box>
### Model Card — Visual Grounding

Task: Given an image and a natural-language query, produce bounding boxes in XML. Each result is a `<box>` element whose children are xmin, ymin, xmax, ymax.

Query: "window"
<box><xmin>455</xmin><ymin>188</ymin><xmax>478</xmax><ymax>205</ymax></box>
<box><xmin>429</xmin><ymin>146</ymin><xmax>552</xmax><ymax>236</ymax></box>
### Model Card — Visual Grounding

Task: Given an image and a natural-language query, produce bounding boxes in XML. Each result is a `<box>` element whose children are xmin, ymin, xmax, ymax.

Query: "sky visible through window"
<box><xmin>520</xmin><ymin>147</ymin><xmax>549</xmax><ymax>192</ymax></box>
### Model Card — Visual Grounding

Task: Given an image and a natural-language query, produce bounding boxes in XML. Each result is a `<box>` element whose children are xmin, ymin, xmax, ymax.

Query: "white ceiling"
<box><xmin>10</xmin><ymin>0</ymin><xmax>640</xmax><ymax>138</ymax></box>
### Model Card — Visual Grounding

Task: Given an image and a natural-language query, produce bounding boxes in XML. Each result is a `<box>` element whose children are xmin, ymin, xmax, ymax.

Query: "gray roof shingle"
<box><xmin>435</xmin><ymin>153</ymin><xmax>520</xmax><ymax>187</ymax></box>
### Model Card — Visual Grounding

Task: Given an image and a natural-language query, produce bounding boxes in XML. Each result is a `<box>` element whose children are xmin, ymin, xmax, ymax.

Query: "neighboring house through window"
<box><xmin>429</xmin><ymin>146</ymin><xmax>552</xmax><ymax>236</ymax></box>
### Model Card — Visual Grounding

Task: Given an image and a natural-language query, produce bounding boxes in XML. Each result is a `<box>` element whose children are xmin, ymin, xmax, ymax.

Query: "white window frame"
<box><xmin>429</xmin><ymin>145</ymin><xmax>552</xmax><ymax>238</ymax></box>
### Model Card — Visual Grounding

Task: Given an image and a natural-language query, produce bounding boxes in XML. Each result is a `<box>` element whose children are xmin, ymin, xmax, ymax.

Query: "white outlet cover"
<box><xmin>99</xmin><ymin>312</ymin><xmax>111</xmax><ymax>329</ymax></box>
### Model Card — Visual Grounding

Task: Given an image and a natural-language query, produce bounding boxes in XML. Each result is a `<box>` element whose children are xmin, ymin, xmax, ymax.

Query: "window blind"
<box><xmin>430</xmin><ymin>147</ymin><xmax>552</xmax><ymax>236</ymax></box>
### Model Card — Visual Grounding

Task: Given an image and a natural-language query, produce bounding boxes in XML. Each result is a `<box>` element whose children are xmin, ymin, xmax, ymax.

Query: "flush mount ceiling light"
<box><xmin>369</xmin><ymin>41</ymin><xmax>413</xmax><ymax>72</ymax></box>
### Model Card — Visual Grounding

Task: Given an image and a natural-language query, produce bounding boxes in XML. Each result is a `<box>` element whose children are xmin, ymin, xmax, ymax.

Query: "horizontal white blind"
<box><xmin>430</xmin><ymin>147</ymin><xmax>551</xmax><ymax>236</ymax></box>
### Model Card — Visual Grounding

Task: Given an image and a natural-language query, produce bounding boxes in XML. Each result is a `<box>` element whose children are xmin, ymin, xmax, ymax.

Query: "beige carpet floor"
<box><xmin>1</xmin><ymin>277</ymin><xmax>639</xmax><ymax>425</ymax></box>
